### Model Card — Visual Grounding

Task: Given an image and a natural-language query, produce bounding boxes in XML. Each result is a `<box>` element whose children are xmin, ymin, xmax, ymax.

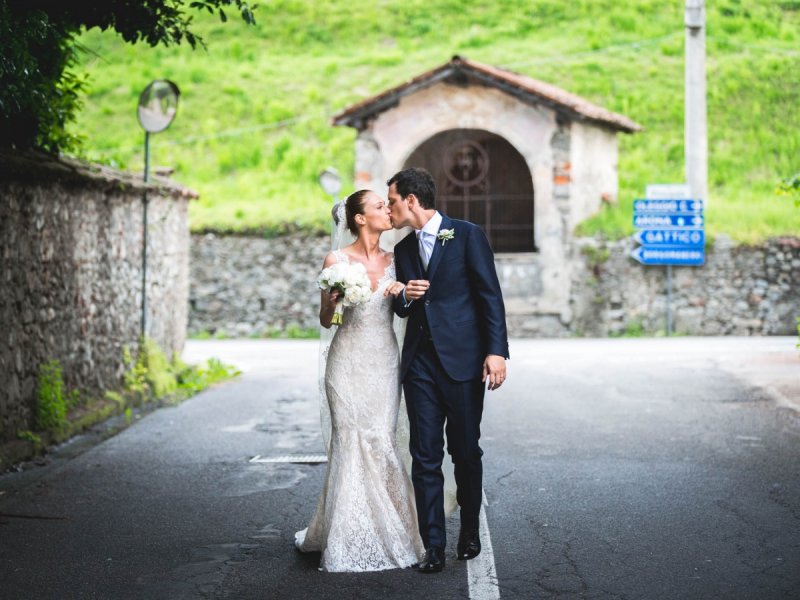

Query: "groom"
<box><xmin>387</xmin><ymin>167</ymin><xmax>509</xmax><ymax>574</ymax></box>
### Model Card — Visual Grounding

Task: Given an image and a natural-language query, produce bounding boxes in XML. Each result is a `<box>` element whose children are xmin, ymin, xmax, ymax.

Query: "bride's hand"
<box><xmin>322</xmin><ymin>288</ymin><xmax>341</xmax><ymax>307</ymax></box>
<box><xmin>384</xmin><ymin>281</ymin><xmax>406</xmax><ymax>298</ymax></box>
<box><xmin>319</xmin><ymin>287</ymin><xmax>342</xmax><ymax>328</ymax></box>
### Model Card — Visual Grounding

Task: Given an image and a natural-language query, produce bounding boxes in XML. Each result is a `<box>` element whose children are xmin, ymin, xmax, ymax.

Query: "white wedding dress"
<box><xmin>295</xmin><ymin>250</ymin><xmax>424</xmax><ymax>572</ymax></box>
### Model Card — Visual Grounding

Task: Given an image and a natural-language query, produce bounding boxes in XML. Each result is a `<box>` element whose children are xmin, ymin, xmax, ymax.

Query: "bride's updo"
<box><xmin>333</xmin><ymin>189</ymin><xmax>370</xmax><ymax>236</ymax></box>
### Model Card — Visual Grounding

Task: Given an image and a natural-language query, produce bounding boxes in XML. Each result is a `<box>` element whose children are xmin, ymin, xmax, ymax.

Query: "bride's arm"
<box><xmin>319</xmin><ymin>253</ymin><xmax>340</xmax><ymax>329</ymax></box>
<box><xmin>391</xmin><ymin>254</ymin><xmax>414</xmax><ymax>318</ymax></box>
<box><xmin>319</xmin><ymin>289</ymin><xmax>341</xmax><ymax>329</ymax></box>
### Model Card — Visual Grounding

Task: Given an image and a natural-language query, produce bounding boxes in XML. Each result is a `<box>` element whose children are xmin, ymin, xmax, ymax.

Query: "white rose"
<box><xmin>344</xmin><ymin>286</ymin><xmax>361</xmax><ymax>306</ymax></box>
<box><xmin>353</xmin><ymin>286</ymin><xmax>366</xmax><ymax>304</ymax></box>
<box><xmin>343</xmin><ymin>264</ymin><xmax>364</xmax><ymax>288</ymax></box>
<box><xmin>318</xmin><ymin>267</ymin><xmax>332</xmax><ymax>289</ymax></box>
<box><xmin>330</xmin><ymin>263</ymin><xmax>347</xmax><ymax>284</ymax></box>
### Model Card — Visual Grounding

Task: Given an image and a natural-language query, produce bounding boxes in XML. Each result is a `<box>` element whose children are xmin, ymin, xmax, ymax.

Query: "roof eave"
<box><xmin>331</xmin><ymin>66</ymin><xmax>455</xmax><ymax>129</ymax></box>
<box><xmin>332</xmin><ymin>59</ymin><xmax>643</xmax><ymax>134</ymax></box>
<box><xmin>458</xmin><ymin>67</ymin><xmax>642</xmax><ymax>134</ymax></box>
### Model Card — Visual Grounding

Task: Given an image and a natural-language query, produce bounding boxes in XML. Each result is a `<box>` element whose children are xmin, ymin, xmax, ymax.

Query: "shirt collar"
<box><xmin>417</xmin><ymin>211</ymin><xmax>442</xmax><ymax>237</ymax></box>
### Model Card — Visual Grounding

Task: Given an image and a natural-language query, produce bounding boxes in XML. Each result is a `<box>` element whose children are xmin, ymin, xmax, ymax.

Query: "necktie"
<box><xmin>418</xmin><ymin>231</ymin><xmax>432</xmax><ymax>270</ymax></box>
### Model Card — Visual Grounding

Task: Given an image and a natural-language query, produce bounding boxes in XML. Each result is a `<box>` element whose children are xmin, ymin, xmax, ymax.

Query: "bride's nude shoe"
<box><xmin>416</xmin><ymin>547</ymin><xmax>445</xmax><ymax>573</ymax></box>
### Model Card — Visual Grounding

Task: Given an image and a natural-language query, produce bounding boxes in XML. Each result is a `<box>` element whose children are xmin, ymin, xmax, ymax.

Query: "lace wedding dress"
<box><xmin>295</xmin><ymin>250</ymin><xmax>424</xmax><ymax>572</ymax></box>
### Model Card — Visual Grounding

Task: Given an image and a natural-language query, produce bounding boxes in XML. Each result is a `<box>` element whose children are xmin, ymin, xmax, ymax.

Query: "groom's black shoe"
<box><xmin>417</xmin><ymin>547</ymin><xmax>445</xmax><ymax>573</ymax></box>
<box><xmin>457</xmin><ymin>528</ymin><xmax>481</xmax><ymax>560</ymax></box>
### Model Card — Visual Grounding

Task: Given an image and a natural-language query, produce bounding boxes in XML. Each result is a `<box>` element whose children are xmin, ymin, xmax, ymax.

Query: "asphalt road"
<box><xmin>1</xmin><ymin>337</ymin><xmax>798</xmax><ymax>600</ymax></box>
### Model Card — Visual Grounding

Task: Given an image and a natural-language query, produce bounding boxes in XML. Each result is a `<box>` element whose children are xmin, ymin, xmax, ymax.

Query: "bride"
<box><xmin>294</xmin><ymin>189</ymin><xmax>424</xmax><ymax>572</ymax></box>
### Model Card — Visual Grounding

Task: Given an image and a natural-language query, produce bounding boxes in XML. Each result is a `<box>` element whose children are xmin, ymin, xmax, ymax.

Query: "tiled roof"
<box><xmin>333</xmin><ymin>55</ymin><xmax>642</xmax><ymax>133</ymax></box>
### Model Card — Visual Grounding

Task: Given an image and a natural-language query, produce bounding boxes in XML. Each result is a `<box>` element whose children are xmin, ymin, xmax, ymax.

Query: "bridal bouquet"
<box><xmin>318</xmin><ymin>262</ymin><xmax>372</xmax><ymax>325</ymax></box>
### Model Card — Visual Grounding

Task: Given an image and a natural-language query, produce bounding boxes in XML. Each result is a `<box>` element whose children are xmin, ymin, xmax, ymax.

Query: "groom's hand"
<box><xmin>404</xmin><ymin>279</ymin><xmax>430</xmax><ymax>301</ymax></box>
<box><xmin>483</xmin><ymin>355</ymin><xmax>507</xmax><ymax>391</ymax></box>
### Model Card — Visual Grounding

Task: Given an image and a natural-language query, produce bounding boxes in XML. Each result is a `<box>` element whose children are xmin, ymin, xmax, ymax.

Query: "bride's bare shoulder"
<box><xmin>323</xmin><ymin>252</ymin><xmax>338</xmax><ymax>268</ymax></box>
<box><xmin>324</xmin><ymin>244</ymin><xmax>358</xmax><ymax>267</ymax></box>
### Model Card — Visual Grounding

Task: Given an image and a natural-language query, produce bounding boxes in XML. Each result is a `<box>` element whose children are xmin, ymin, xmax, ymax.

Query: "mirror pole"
<box><xmin>141</xmin><ymin>130</ymin><xmax>150</xmax><ymax>340</ymax></box>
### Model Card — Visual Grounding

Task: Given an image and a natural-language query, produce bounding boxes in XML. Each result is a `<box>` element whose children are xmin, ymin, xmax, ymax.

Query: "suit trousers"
<box><xmin>403</xmin><ymin>338</ymin><xmax>486</xmax><ymax>550</ymax></box>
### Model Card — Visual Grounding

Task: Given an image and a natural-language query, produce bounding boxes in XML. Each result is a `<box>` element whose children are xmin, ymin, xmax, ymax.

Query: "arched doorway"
<box><xmin>404</xmin><ymin>129</ymin><xmax>535</xmax><ymax>253</ymax></box>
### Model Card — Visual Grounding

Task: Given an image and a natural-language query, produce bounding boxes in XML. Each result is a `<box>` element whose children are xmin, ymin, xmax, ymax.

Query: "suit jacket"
<box><xmin>393</xmin><ymin>214</ymin><xmax>509</xmax><ymax>382</ymax></box>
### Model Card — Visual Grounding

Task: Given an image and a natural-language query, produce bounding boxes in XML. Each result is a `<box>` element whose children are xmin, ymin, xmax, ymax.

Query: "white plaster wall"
<box><xmin>569</xmin><ymin>122</ymin><xmax>619</xmax><ymax>229</ymax></box>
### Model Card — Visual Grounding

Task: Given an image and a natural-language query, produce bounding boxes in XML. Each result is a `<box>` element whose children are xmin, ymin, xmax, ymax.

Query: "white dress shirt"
<box><xmin>416</xmin><ymin>211</ymin><xmax>443</xmax><ymax>270</ymax></box>
<box><xmin>403</xmin><ymin>211</ymin><xmax>442</xmax><ymax>305</ymax></box>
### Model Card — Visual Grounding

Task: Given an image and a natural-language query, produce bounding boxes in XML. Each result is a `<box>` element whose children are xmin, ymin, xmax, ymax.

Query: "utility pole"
<box><xmin>685</xmin><ymin>0</ymin><xmax>708</xmax><ymax>204</ymax></box>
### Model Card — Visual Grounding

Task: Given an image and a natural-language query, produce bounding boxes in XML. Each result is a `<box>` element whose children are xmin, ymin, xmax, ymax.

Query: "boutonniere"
<box><xmin>437</xmin><ymin>228</ymin><xmax>455</xmax><ymax>246</ymax></box>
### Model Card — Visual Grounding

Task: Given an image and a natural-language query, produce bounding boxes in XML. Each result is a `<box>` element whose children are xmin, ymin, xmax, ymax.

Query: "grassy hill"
<box><xmin>70</xmin><ymin>0</ymin><xmax>800</xmax><ymax>243</ymax></box>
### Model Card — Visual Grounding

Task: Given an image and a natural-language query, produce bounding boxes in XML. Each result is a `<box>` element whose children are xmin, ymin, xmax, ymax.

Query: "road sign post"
<box><xmin>631</xmin><ymin>185</ymin><xmax>705</xmax><ymax>335</ymax></box>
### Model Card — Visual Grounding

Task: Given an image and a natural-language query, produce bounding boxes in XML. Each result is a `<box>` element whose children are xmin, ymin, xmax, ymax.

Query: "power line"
<box><xmin>706</xmin><ymin>36</ymin><xmax>800</xmax><ymax>57</ymax></box>
<box><xmin>89</xmin><ymin>111</ymin><xmax>329</xmax><ymax>155</ymax></box>
<box><xmin>502</xmin><ymin>33</ymin><xmax>682</xmax><ymax>68</ymax></box>
<box><xmin>505</xmin><ymin>32</ymin><xmax>800</xmax><ymax>71</ymax></box>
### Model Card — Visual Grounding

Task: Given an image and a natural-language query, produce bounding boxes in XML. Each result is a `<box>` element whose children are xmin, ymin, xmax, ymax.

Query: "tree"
<box><xmin>0</xmin><ymin>0</ymin><xmax>255</xmax><ymax>153</ymax></box>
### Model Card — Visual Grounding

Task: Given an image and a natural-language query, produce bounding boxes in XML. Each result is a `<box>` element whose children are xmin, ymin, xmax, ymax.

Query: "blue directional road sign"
<box><xmin>633</xmin><ymin>229</ymin><xmax>705</xmax><ymax>246</ymax></box>
<box><xmin>632</xmin><ymin>195</ymin><xmax>705</xmax><ymax>266</ymax></box>
<box><xmin>630</xmin><ymin>246</ymin><xmax>705</xmax><ymax>266</ymax></box>
<box><xmin>633</xmin><ymin>213</ymin><xmax>704</xmax><ymax>228</ymax></box>
<box><xmin>633</xmin><ymin>199</ymin><xmax>704</xmax><ymax>213</ymax></box>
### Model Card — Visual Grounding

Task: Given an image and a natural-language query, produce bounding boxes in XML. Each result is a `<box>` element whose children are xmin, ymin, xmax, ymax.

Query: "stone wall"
<box><xmin>189</xmin><ymin>233</ymin><xmax>329</xmax><ymax>336</ymax></box>
<box><xmin>0</xmin><ymin>152</ymin><xmax>193</xmax><ymax>443</ymax></box>
<box><xmin>189</xmin><ymin>233</ymin><xmax>800</xmax><ymax>340</ymax></box>
<box><xmin>564</xmin><ymin>235</ymin><xmax>800</xmax><ymax>337</ymax></box>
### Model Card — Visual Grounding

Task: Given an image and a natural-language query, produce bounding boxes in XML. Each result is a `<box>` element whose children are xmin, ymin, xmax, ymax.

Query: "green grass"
<box><xmin>69</xmin><ymin>0</ymin><xmax>800</xmax><ymax>243</ymax></box>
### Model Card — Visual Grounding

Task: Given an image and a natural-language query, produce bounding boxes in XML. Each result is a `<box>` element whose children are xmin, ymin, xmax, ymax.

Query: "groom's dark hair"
<box><xmin>387</xmin><ymin>167</ymin><xmax>436</xmax><ymax>209</ymax></box>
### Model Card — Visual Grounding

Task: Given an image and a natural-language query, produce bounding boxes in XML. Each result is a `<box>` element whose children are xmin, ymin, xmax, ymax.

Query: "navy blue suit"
<box><xmin>393</xmin><ymin>214</ymin><xmax>508</xmax><ymax>550</ymax></box>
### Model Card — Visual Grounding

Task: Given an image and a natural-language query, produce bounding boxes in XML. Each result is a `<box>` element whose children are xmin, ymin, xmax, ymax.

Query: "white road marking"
<box><xmin>468</xmin><ymin>489</ymin><xmax>501</xmax><ymax>600</ymax></box>
<box><xmin>249</xmin><ymin>454</ymin><xmax>328</xmax><ymax>464</ymax></box>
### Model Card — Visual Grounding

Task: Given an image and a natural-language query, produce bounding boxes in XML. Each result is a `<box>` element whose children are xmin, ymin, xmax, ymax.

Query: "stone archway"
<box><xmin>404</xmin><ymin>129</ymin><xmax>535</xmax><ymax>253</ymax></box>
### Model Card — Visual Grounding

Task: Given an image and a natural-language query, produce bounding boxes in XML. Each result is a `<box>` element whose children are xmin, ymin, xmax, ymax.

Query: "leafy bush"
<box><xmin>124</xmin><ymin>337</ymin><xmax>240</xmax><ymax>399</ymax></box>
<box><xmin>0</xmin><ymin>4</ymin><xmax>85</xmax><ymax>152</ymax></box>
<box><xmin>17</xmin><ymin>429</ymin><xmax>43</xmax><ymax>447</ymax></box>
<box><xmin>0</xmin><ymin>0</ymin><xmax>255</xmax><ymax>153</ymax></box>
<box><xmin>35</xmin><ymin>360</ymin><xmax>68</xmax><ymax>430</ymax></box>
<box><xmin>174</xmin><ymin>356</ymin><xmax>241</xmax><ymax>394</ymax></box>
<box><xmin>123</xmin><ymin>337</ymin><xmax>178</xmax><ymax>397</ymax></box>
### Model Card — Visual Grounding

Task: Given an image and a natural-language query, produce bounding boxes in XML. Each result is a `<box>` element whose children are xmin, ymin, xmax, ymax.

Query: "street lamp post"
<box><xmin>136</xmin><ymin>80</ymin><xmax>180</xmax><ymax>339</ymax></box>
